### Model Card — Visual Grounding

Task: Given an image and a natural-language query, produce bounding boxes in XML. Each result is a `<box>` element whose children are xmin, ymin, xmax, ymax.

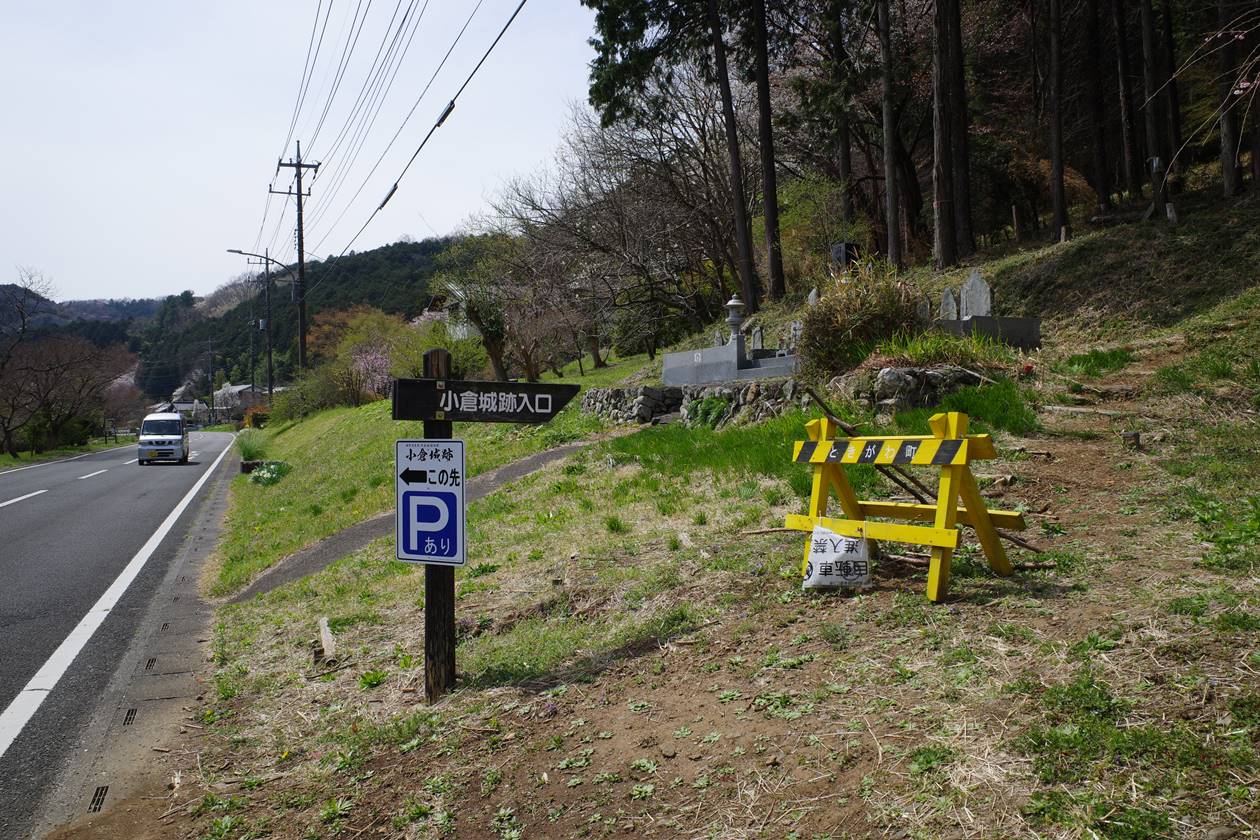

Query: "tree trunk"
<box><xmin>1160</xmin><ymin>0</ymin><xmax>1183</xmax><ymax>173</ymax></box>
<box><xmin>933</xmin><ymin>0</ymin><xmax>958</xmax><ymax>268</ymax></box>
<box><xmin>829</xmin><ymin>2</ymin><xmax>854</xmax><ymax>226</ymax></box>
<box><xmin>1139</xmin><ymin>0</ymin><xmax>1167</xmax><ymax>216</ymax></box>
<box><xmin>706</xmin><ymin>0</ymin><xmax>760</xmax><ymax>312</ymax></box>
<box><xmin>1253</xmin><ymin>107</ymin><xmax>1260</xmax><ymax>183</ymax></box>
<box><xmin>1048</xmin><ymin>0</ymin><xmax>1071</xmax><ymax>240</ymax></box>
<box><xmin>485</xmin><ymin>342</ymin><xmax>509</xmax><ymax>381</ymax></box>
<box><xmin>945</xmin><ymin>0</ymin><xmax>974</xmax><ymax>256</ymax></box>
<box><xmin>1111</xmin><ymin>0</ymin><xmax>1143</xmax><ymax>196</ymax></box>
<box><xmin>586</xmin><ymin>333</ymin><xmax>607</xmax><ymax>368</ymax></box>
<box><xmin>751</xmin><ymin>0</ymin><xmax>785</xmax><ymax>301</ymax></box>
<box><xmin>876</xmin><ymin>0</ymin><xmax>902</xmax><ymax>268</ymax></box>
<box><xmin>1219</xmin><ymin>0</ymin><xmax>1242</xmax><ymax>196</ymax></box>
<box><xmin>1086</xmin><ymin>0</ymin><xmax>1113</xmax><ymax>212</ymax></box>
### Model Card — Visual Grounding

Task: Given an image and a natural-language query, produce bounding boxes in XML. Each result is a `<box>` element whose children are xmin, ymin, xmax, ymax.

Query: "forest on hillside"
<box><xmin>132</xmin><ymin>238</ymin><xmax>453</xmax><ymax>399</ymax></box>
<box><xmin>427</xmin><ymin>0</ymin><xmax>1259</xmax><ymax>382</ymax></box>
<box><xmin>15</xmin><ymin>0</ymin><xmax>1257</xmax><ymax>422</ymax></box>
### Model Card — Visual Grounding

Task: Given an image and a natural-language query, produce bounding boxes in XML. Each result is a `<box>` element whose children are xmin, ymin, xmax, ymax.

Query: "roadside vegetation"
<box><xmin>173</xmin><ymin>180</ymin><xmax>1260</xmax><ymax>837</ymax></box>
<box><xmin>0</xmin><ymin>433</ymin><xmax>138</xmax><ymax>470</ymax></box>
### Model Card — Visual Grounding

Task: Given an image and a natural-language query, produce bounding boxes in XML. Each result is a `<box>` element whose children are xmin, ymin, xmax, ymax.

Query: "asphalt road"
<box><xmin>0</xmin><ymin>433</ymin><xmax>233</xmax><ymax>833</ymax></box>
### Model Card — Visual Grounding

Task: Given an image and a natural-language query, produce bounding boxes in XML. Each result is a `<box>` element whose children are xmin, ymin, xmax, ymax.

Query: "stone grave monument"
<box><xmin>663</xmin><ymin>296</ymin><xmax>799</xmax><ymax>386</ymax></box>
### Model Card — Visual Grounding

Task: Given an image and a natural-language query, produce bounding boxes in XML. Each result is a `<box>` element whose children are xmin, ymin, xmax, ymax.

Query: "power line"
<box><xmin>305</xmin><ymin>0</ymin><xmax>529</xmax><ymax>299</ymax></box>
<box><xmin>310</xmin><ymin>0</ymin><xmax>417</xmax><ymax>162</ymax></box>
<box><xmin>307</xmin><ymin>0</ymin><xmax>486</xmax><ymax>252</ymax></box>
<box><xmin>303</xmin><ymin>0</ymin><xmax>374</xmax><ymax>155</ymax></box>
<box><xmin>303</xmin><ymin>0</ymin><xmax>434</xmax><ymax>235</ymax></box>
<box><xmin>252</xmin><ymin>0</ymin><xmax>335</xmax><ymax>254</ymax></box>
<box><xmin>280</xmin><ymin>0</ymin><xmax>336</xmax><ymax>163</ymax></box>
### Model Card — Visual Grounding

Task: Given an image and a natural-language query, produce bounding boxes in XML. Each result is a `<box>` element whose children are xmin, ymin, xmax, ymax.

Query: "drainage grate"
<box><xmin>123</xmin><ymin>708</ymin><xmax>137</xmax><ymax>726</ymax></box>
<box><xmin>160</xmin><ymin>622</ymin><xmax>169</xmax><ymax>632</ymax></box>
<box><xmin>88</xmin><ymin>785</ymin><xmax>108</xmax><ymax>813</ymax></box>
<box><xmin>145</xmin><ymin>657</ymin><xmax>156</xmax><ymax>671</ymax></box>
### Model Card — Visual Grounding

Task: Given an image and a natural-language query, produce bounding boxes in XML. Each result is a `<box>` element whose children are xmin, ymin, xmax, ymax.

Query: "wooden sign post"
<box><xmin>420</xmin><ymin>349</ymin><xmax>456</xmax><ymax>701</ymax></box>
<box><xmin>392</xmin><ymin>353</ymin><xmax>580</xmax><ymax>702</ymax></box>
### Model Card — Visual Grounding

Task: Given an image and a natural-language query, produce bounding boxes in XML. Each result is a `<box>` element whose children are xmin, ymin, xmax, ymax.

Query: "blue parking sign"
<box><xmin>395</xmin><ymin>440</ymin><xmax>466</xmax><ymax>566</ymax></box>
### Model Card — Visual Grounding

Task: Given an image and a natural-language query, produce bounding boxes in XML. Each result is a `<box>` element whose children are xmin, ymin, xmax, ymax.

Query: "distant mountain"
<box><xmin>59</xmin><ymin>297</ymin><xmax>163</xmax><ymax>322</ymax></box>
<box><xmin>0</xmin><ymin>286</ymin><xmax>162</xmax><ymax>329</ymax></box>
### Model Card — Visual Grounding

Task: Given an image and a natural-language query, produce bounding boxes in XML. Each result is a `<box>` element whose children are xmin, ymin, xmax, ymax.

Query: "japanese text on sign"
<box><xmin>438</xmin><ymin>390</ymin><xmax>553</xmax><ymax>416</ymax></box>
<box><xmin>396</xmin><ymin>439</ymin><xmax>466</xmax><ymax>567</ymax></box>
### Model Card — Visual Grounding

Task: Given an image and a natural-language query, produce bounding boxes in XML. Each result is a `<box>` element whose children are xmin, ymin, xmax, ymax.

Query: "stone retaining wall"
<box><xmin>581</xmin><ymin>379</ymin><xmax>805</xmax><ymax>427</ymax></box>
<box><xmin>828</xmin><ymin>365</ymin><xmax>984</xmax><ymax>415</ymax></box>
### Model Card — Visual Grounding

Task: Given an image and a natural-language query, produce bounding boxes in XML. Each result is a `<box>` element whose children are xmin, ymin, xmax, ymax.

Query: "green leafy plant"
<box><xmin>358</xmin><ymin>669</ymin><xmax>389</xmax><ymax>689</ymax></box>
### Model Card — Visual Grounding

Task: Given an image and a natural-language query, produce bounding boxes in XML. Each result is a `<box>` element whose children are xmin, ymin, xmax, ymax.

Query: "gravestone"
<box><xmin>830</xmin><ymin>242</ymin><xmax>860</xmax><ymax>268</ymax></box>
<box><xmin>939</xmin><ymin>288</ymin><xmax>959</xmax><ymax>321</ymax></box>
<box><xmin>915</xmin><ymin>296</ymin><xmax>932</xmax><ymax>323</ymax></box>
<box><xmin>713</xmin><ymin>329</ymin><xmax>725</xmax><ymax>347</ymax></box>
<box><xmin>751</xmin><ymin>326</ymin><xmax>764</xmax><ymax>351</ymax></box>
<box><xmin>789</xmin><ymin>321</ymin><xmax>803</xmax><ymax>352</ymax></box>
<box><xmin>959</xmin><ymin>270</ymin><xmax>991</xmax><ymax>319</ymax></box>
<box><xmin>807</xmin><ymin>287</ymin><xmax>819</xmax><ymax>306</ymax></box>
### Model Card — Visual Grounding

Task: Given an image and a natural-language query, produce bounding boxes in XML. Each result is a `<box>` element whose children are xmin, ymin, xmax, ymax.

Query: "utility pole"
<box><xmin>272</xmin><ymin>141</ymin><xmax>319</xmax><ymax>369</ymax></box>
<box><xmin>232</xmin><ymin>247</ymin><xmax>279</xmax><ymax>402</ymax></box>
<box><xmin>206</xmin><ymin>339</ymin><xmax>215</xmax><ymax>425</ymax></box>
<box><xmin>264</xmin><ymin>250</ymin><xmax>274</xmax><ymax>401</ymax></box>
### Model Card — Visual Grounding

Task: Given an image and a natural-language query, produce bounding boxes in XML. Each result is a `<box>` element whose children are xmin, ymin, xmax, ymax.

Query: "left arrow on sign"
<box><xmin>399</xmin><ymin>468</ymin><xmax>429</xmax><ymax>484</ymax></box>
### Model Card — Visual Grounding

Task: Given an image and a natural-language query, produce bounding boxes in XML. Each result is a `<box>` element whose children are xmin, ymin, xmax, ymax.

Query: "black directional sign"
<box><xmin>392</xmin><ymin>378</ymin><xmax>581</xmax><ymax>424</ymax></box>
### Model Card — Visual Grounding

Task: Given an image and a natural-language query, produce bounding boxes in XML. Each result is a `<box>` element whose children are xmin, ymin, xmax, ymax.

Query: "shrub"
<box><xmin>248</xmin><ymin>461</ymin><xmax>291</xmax><ymax>486</ymax></box>
<box><xmin>799</xmin><ymin>261</ymin><xmax>920</xmax><ymax>378</ymax></box>
<box><xmin>271</xmin><ymin>363</ymin><xmax>344</xmax><ymax>421</ymax></box>
<box><xmin>243</xmin><ymin>405</ymin><xmax>270</xmax><ymax>428</ymax></box>
<box><xmin>235</xmin><ymin>430</ymin><xmax>268</xmax><ymax>461</ymax></box>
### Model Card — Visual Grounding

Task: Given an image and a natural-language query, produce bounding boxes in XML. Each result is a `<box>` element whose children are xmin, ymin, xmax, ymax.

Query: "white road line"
<box><xmin>0</xmin><ymin>441</ymin><xmax>233</xmax><ymax>760</ymax></box>
<box><xmin>0</xmin><ymin>490</ymin><xmax>47</xmax><ymax>508</ymax></box>
<box><xmin>124</xmin><ymin>458</ymin><xmax>138</xmax><ymax>465</ymax></box>
<box><xmin>0</xmin><ymin>444</ymin><xmax>134</xmax><ymax>478</ymax></box>
<box><xmin>190</xmin><ymin>452</ymin><xmax>200</xmax><ymax>458</ymax></box>
<box><xmin>77</xmin><ymin>469</ymin><xmax>108</xmax><ymax>480</ymax></box>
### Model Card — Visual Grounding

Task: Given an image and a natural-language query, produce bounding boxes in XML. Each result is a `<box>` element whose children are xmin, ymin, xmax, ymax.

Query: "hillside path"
<box><xmin>227</xmin><ymin>439</ymin><xmax>592</xmax><ymax>604</ymax></box>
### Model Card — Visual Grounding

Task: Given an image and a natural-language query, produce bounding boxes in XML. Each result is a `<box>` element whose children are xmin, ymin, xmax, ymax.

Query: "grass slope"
<box><xmin>210</xmin><ymin>353</ymin><xmax>650</xmax><ymax>596</ymax></box>
<box><xmin>179</xmin><ymin>193</ymin><xmax>1260</xmax><ymax>838</ymax></box>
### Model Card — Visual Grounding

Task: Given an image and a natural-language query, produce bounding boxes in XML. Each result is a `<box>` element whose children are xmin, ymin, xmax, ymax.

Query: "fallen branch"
<box><xmin>305</xmin><ymin>661</ymin><xmax>353</xmax><ymax>681</ymax></box>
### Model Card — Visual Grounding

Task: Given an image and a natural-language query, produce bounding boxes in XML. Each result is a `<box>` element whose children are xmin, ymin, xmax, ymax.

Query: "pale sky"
<box><xmin>0</xmin><ymin>1</ymin><xmax>597</xmax><ymax>302</ymax></box>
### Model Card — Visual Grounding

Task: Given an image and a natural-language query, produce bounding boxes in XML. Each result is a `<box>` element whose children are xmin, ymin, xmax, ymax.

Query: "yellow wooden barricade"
<box><xmin>785</xmin><ymin>411</ymin><xmax>1026</xmax><ymax>601</ymax></box>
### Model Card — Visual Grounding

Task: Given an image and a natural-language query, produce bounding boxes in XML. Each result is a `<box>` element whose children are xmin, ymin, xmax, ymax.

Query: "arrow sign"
<box><xmin>396</xmin><ymin>440</ymin><xmax>465</xmax><ymax>567</ymax></box>
<box><xmin>392</xmin><ymin>378</ymin><xmax>580</xmax><ymax>424</ymax></box>
<box><xmin>399</xmin><ymin>468</ymin><xmax>428</xmax><ymax>484</ymax></box>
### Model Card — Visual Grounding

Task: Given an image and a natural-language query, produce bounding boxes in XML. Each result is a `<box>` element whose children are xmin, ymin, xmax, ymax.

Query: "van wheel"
<box><xmin>138</xmin><ymin>459</ymin><xmax>147</xmax><ymax>465</ymax></box>
<box><xmin>180</xmin><ymin>454</ymin><xmax>188</xmax><ymax>464</ymax></box>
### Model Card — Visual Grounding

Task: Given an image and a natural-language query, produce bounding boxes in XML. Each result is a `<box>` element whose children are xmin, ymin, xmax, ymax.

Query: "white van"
<box><xmin>137</xmin><ymin>412</ymin><xmax>189</xmax><ymax>464</ymax></box>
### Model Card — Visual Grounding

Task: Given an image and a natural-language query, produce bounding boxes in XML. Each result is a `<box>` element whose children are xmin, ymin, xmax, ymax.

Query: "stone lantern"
<box><xmin>724</xmin><ymin>295</ymin><xmax>745</xmax><ymax>337</ymax></box>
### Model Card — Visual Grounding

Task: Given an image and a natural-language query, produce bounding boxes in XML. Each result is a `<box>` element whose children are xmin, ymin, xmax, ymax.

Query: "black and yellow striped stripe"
<box><xmin>793</xmin><ymin>434</ymin><xmax>995</xmax><ymax>467</ymax></box>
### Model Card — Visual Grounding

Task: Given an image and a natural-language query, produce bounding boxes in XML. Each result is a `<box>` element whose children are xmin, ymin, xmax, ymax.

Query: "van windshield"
<box><xmin>141</xmin><ymin>419</ymin><xmax>183</xmax><ymax>436</ymax></box>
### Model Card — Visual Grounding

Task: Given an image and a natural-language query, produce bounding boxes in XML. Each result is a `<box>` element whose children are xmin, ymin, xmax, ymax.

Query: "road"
<box><xmin>0</xmin><ymin>432</ymin><xmax>233</xmax><ymax>835</ymax></box>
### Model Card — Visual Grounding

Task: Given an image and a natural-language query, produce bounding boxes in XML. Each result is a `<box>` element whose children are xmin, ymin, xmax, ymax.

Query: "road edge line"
<box><xmin>0</xmin><ymin>439</ymin><xmax>234</xmax><ymax>759</ymax></box>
